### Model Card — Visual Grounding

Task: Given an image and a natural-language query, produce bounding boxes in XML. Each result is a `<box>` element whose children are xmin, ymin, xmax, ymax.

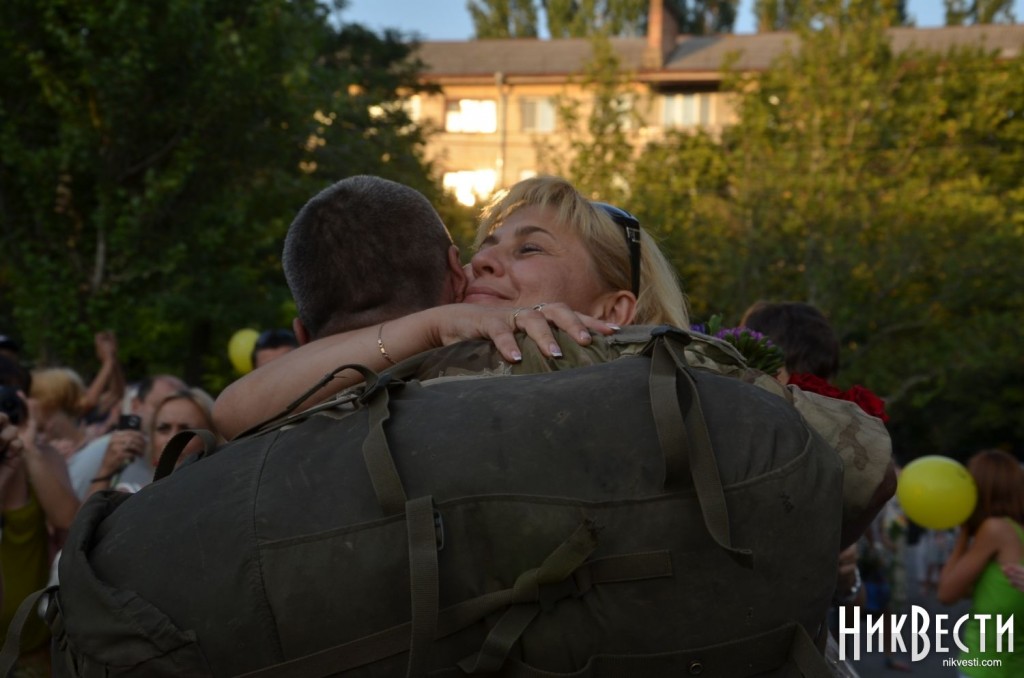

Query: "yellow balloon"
<box><xmin>897</xmin><ymin>456</ymin><xmax>977</xmax><ymax>530</ymax></box>
<box><xmin>228</xmin><ymin>328</ymin><xmax>259</xmax><ymax>374</ymax></box>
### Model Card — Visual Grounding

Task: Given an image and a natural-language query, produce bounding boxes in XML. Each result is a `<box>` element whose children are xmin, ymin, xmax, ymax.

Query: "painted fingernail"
<box><xmin>510</xmin><ymin>350</ymin><xmax>522</xmax><ymax>363</ymax></box>
<box><xmin>550</xmin><ymin>344</ymin><xmax>563</xmax><ymax>357</ymax></box>
<box><xmin>579</xmin><ymin>330</ymin><xmax>591</xmax><ymax>342</ymax></box>
<box><xmin>607</xmin><ymin>324</ymin><xmax>622</xmax><ymax>331</ymax></box>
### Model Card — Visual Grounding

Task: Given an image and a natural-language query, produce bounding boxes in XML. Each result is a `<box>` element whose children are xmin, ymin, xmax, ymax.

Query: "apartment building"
<box><xmin>411</xmin><ymin>1</ymin><xmax>1024</xmax><ymax>205</ymax></box>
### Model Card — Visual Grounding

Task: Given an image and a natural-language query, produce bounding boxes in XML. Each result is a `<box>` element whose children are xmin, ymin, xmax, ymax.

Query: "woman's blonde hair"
<box><xmin>475</xmin><ymin>176</ymin><xmax>689</xmax><ymax>327</ymax></box>
<box><xmin>30</xmin><ymin>367</ymin><xmax>85</xmax><ymax>418</ymax></box>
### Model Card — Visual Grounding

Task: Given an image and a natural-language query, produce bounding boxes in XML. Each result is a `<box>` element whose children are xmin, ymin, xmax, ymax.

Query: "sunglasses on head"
<box><xmin>592</xmin><ymin>202</ymin><xmax>641</xmax><ymax>297</ymax></box>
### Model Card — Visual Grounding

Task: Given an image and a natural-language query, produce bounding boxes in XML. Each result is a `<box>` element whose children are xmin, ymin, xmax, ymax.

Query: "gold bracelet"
<box><xmin>377</xmin><ymin>324</ymin><xmax>397</xmax><ymax>365</ymax></box>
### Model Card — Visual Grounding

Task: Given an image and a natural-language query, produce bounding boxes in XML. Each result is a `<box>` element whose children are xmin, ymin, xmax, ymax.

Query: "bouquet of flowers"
<box><xmin>786</xmin><ymin>372</ymin><xmax>890</xmax><ymax>423</ymax></box>
<box><xmin>691</xmin><ymin>314</ymin><xmax>785</xmax><ymax>377</ymax></box>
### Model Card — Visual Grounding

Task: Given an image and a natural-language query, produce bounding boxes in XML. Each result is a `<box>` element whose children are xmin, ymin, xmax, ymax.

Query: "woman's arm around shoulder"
<box><xmin>213</xmin><ymin>304</ymin><xmax>615</xmax><ymax>441</ymax></box>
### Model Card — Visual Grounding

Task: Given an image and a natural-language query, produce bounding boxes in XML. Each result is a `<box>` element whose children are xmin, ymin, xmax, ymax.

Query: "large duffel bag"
<box><xmin>41</xmin><ymin>328</ymin><xmax>842</xmax><ymax>676</ymax></box>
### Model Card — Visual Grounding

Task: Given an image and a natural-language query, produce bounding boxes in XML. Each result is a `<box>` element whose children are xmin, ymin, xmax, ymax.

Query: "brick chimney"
<box><xmin>644</xmin><ymin>0</ymin><xmax>679</xmax><ymax>68</ymax></box>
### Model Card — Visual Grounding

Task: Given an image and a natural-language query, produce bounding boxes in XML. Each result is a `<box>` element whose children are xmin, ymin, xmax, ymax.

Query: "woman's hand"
<box><xmin>1002</xmin><ymin>564</ymin><xmax>1024</xmax><ymax>592</ymax></box>
<box><xmin>429</xmin><ymin>302</ymin><xmax>618</xmax><ymax>364</ymax></box>
<box><xmin>12</xmin><ymin>401</ymin><xmax>80</xmax><ymax>528</ymax></box>
<box><xmin>0</xmin><ymin>412</ymin><xmax>25</xmax><ymax>491</ymax></box>
<box><xmin>95</xmin><ymin>330</ymin><xmax>118</xmax><ymax>364</ymax></box>
<box><xmin>98</xmin><ymin>429</ymin><xmax>147</xmax><ymax>477</ymax></box>
<box><xmin>215</xmin><ymin>302</ymin><xmax>620</xmax><ymax>441</ymax></box>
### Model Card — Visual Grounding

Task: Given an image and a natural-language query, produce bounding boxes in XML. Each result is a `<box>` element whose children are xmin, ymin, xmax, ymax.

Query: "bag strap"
<box><xmin>361</xmin><ymin>376</ymin><xmax>409</xmax><ymax>516</ymax></box>
<box><xmin>456</xmin><ymin>520</ymin><xmax>599</xmax><ymax>674</ymax></box>
<box><xmin>232</xmin><ymin>546</ymin><xmax>671</xmax><ymax>678</ymax></box>
<box><xmin>646</xmin><ymin>327</ymin><xmax>753</xmax><ymax>568</ymax></box>
<box><xmin>0</xmin><ymin>585</ymin><xmax>58</xmax><ymax>675</ymax></box>
<box><xmin>152</xmin><ymin>428</ymin><xmax>219</xmax><ymax>481</ymax></box>
<box><xmin>406</xmin><ymin>495</ymin><xmax>440</xmax><ymax>678</ymax></box>
<box><xmin>434</xmin><ymin>622</ymin><xmax>831</xmax><ymax>678</ymax></box>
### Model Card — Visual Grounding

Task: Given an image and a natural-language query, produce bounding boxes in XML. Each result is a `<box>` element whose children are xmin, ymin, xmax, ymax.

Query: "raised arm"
<box><xmin>18</xmin><ymin>402</ymin><xmax>80</xmax><ymax>530</ymax></box>
<box><xmin>79</xmin><ymin>331</ymin><xmax>125</xmax><ymax>416</ymax></box>
<box><xmin>213</xmin><ymin>303</ymin><xmax>613</xmax><ymax>440</ymax></box>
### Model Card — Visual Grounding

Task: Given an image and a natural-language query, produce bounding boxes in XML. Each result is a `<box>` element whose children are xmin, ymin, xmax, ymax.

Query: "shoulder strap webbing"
<box><xmin>0</xmin><ymin>585</ymin><xmax>58</xmax><ymax>675</ymax></box>
<box><xmin>647</xmin><ymin>330</ymin><xmax>753</xmax><ymax>568</ymax></box>
<box><xmin>406</xmin><ymin>495</ymin><xmax>440</xmax><ymax>678</ymax></box>
<box><xmin>426</xmin><ymin>622</ymin><xmax>832</xmax><ymax>678</ymax></box>
<box><xmin>362</xmin><ymin>379</ymin><xmax>408</xmax><ymax>516</ymax></box>
<box><xmin>232</xmin><ymin>549</ymin><xmax>670</xmax><ymax>678</ymax></box>
<box><xmin>153</xmin><ymin>428</ymin><xmax>218</xmax><ymax>481</ymax></box>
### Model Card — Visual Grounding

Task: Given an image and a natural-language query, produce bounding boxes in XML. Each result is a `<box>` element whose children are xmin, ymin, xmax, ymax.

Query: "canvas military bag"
<box><xmin>3</xmin><ymin>327</ymin><xmax>843</xmax><ymax>677</ymax></box>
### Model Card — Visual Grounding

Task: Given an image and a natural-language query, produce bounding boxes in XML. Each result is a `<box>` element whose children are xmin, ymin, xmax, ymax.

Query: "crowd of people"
<box><xmin>0</xmin><ymin>173</ymin><xmax>1020</xmax><ymax>676</ymax></box>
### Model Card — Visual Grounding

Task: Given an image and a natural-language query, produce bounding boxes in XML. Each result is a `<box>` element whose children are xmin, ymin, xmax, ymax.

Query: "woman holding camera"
<box><xmin>0</xmin><ymin>357</ymin><xmax>80</xmax><ymax>673</ymax></box>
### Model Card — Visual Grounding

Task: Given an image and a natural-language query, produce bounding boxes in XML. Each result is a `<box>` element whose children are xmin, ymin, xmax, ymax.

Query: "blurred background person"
<box><xmin>68</xmin><ymin>373</ymin><xmax>185</xmax><ymax>499</ymax></box>
<box><xmin>28</xmin><ymin>367</ymin><xmax>90</xmax><ymax>460</ymax></box>
<box><xmin>251</xmin><ymin>328</ymin><xmax>299</xmax><ymax>370</ymax></box>
<box><xmin>741</xmin><ymin>300</ymin><xmax>891</xmax><ymax>671</ymax></box>
<box><xmin>78</xmin><ymin>331</ymin><xmax>126</xmax><ymax>441</ymax></box>
<box><xmin>938</xmin><ymin>449</ymin><xmax>1024</xmax><ymax>678</ymax></box>
<box><xmin>94</xmin><ymin>387</ymin><xmax>218</xmax><ymax>495</ymax></box>
<box><xmin>0</xmin><ymin>335</ymin><xmax>21</xmax><ymax>363</ymax></box>
<box><xmin>0</xmin><ymin>357</ymin><xmax>80</xmax><ymax>674</ymax></box>
<box><xmin>149</xmin><ymin>388</ymin><xmax>219</xmax><ymax>469</ymax></box>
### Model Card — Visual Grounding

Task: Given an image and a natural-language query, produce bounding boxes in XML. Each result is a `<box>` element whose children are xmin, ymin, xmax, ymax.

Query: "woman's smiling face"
<box><xmin>464</xmin><ymin>205</ymin><xmax>613</xmax><ymax>316</ymax></box>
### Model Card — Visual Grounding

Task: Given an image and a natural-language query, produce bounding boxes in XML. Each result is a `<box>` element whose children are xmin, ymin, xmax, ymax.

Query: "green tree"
<box><xmin>0</xmin><ymin>0</ymin><xmax>439</xmax><ymax>392</ymax></box>
<box><xmin>535</xmin><ymin>33</ymin><xmax>642</xmax><ymax>203</ymax></box>
<box><xmin>659</xmin><ymin>0</ymin><xmax>1024</xmax><ymax>457</ymax></box>
<box><xmin>755</xmin><ymin>0</ymin><xmax>907</xmax><ymax>30</ymax></box>
<box><xmin>944</xmin><ymin>0</ymin><xmax>1016</xmax><ymax>24</ymax></box>
<box><xmin>468</xmin><ymin>0</ymin><xmax>539</xmax><ymax>38</ymax></box>
<box><xmin>471</xmin><ymin>1</ymin><xmax>738</xmax><ymax>38</ymax></box>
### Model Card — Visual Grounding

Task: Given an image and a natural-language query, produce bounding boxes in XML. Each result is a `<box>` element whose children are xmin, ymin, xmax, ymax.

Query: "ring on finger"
<box><xmin>510</xmin><ymin>307</ymin><xmax>526</xmax><ymax>324</ymax></box>
<box><xmin>532</xmin><ymin>303</ymin><xmax>547</xmax><ymax>311</ymax></box>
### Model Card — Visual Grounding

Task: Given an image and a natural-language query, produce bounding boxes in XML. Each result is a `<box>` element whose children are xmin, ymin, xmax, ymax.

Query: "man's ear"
<box><xmin>444</xmin><ymin>245</ymin><xmax>468</xmax><ymax>304</ymax></box>
<box><xmin>590</xmin><ymin>291</ymin><xmax>636</xmax><ymax>326</ymax></box>
<box><xmin>292</xmin><ymin>317</ymin><xmax>311</xmax><ymax>346</ymax></box>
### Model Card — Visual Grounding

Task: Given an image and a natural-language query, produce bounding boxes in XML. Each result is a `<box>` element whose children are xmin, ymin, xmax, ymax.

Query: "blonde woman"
<box><xmin>215</xmin><ymin>175</ymin><xmax>688</xmax><ymax>439</ymax></box>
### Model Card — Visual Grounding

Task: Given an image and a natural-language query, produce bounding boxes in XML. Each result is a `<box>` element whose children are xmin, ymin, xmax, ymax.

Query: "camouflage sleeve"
<box><xmin>788</xmin><ymin>387</ymin><xmax>893</xmax><ymax>526</ymax></box>
<box><xmin>415</xmin><ymin>329</ymin><xmax>625</xmax><ymax>381</ymax></box>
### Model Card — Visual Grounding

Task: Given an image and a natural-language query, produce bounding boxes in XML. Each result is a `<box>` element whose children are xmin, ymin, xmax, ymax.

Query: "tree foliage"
<box><xmin>469</xmin><ymin>0</ymin><xmax>738</xmax><ymax>38</ymax></box>
<box><xmin>535</xmin><ymin>34</ymin><xmax>642</xmax><ymax>203</ymax></box>
<box><xmin>0</xmin><ymin>0</ymin><xmax>442</xmax><ymax>392</ymax></box>
<box><xmin>944</xmin><ymin>0</ymin><xmax>1016</xmax><ymax>25</ymax></box>
<box><xmin>468</xmin><ymin>0</ymin><xmax>539</xmax><ymax>38</ymax></box>
<box><xmin>552</xmin><ymin>0</ymin><xmax>1024</xmax><ymax>458</ymax></box>
<box><xmin>755</xmin><ymin>0</ymin><xmax>908</xmax><ymax>30</ymax></box>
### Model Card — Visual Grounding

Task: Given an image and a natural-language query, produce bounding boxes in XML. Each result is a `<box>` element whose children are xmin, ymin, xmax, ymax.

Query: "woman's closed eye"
<box><xmin>517</xmin><ymin>242</ymin><xmax>545</xmax><ymax>255</ymax></box>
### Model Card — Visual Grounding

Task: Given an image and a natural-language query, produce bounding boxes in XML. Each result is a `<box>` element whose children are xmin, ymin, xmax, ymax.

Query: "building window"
<box><xmin>445</xmin><ymin>99</ymin><xmax>497</xmax><ymax>133</ymax></box>
<box><xmin>519</xmin><ymin>97</ymin><xmax>557</xmax><ymax>133</ymax></box>
<box><xmin>404</xmin><ymin>95</ymin><xmax>422</xmax><ymax>122</ymax></box>
<box><xmin>443</xmin><ymin>170</ymin><xmax>497</xmax><ymax>206</ymax></box>
<box><xmin>662</xmin><ymin>93</ymin><xmax>714</xmax><ymax>128</ymax></box>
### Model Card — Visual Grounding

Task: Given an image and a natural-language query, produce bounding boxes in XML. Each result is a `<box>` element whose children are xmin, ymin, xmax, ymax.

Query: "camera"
<box><xmin>0</xmin><ymin>385</ymin><xmax>27</xmax><ymax>427</ymax></box>
<box><xmin>117</xmin><ymin>414</ymin><xmax>142</xmax><ymax>431</ymax></box>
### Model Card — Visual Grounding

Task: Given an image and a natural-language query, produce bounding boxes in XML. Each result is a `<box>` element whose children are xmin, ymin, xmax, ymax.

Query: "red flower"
<box><xmin>843</xmin><ymin>385</ymin><xmax>890</xmax><ymax>423</ymax></box>
<box><xmin>788</xmin><ymin>373</ymin><xmax>842</xmax><ymax>399</ymax></box>
<box><xmin>788</xmin><ymin>373</ymin><xmax>890</xmax><ymax>423</ymax></box>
